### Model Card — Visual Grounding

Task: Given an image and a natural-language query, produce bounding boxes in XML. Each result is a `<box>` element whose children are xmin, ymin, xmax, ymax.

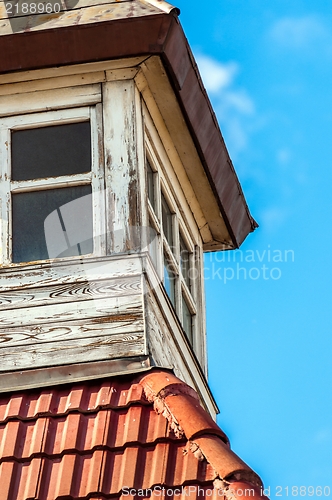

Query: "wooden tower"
<box><xmin>0</xmin><ymin>0</ymin><xmax>257</xmax><ymax>418</ymax></box>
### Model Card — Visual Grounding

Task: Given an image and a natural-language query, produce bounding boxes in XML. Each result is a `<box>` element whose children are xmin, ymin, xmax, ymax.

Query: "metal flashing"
<box><xmin>0</xmin><ymin>356</ymin><xmax>150</xmax><ymax>394</ymax></box>
<box><xmin>141</xmin><ymin>0</ymin><xmax>180</xmax><ymax>15</ymax></box>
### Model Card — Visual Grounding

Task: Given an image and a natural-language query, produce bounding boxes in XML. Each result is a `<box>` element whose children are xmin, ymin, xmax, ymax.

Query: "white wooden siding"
<box><xmin>0</xmin><ymin>255</ymin><xmax>144</xmax><ymax>290</ymax></box>
<box><xmin>0</xmin><ymin>256</ymin><xmax>146</xmax><ymax>371</ymax></box>
<box><xmin>0</xmin><ymin>333</ymin><xmax>145</xmax><ymax>372</ymax></box>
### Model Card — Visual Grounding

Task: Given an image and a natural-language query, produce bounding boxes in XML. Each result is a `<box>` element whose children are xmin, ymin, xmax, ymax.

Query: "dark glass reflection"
<box><xmin>147</xmin><ymin>160</ymin><xmax>156</xmax><ymax>212</ymax></box>
<box><xmin>180</xmin><ymin>235</ymin><xmax>191</xmax><ymax>289</ymax></box>
<box><xmin>11</xmin><ymin>122</ymin><xmax>91</xmax><ymax>181</ymax></box>
<box><xmin>161</xmin><ymin>193</ymin><xmax>173</xmax><ymax>250</ymax></box>
<box><xmin>182</xmin><ymin>295</ymin><xmax>193</xmax><ymax>344</ymax></box>
<box><xmin>163</xmin><ymin>255</ymin><xmax>175</xmax><ymax>307</ymax></box>
<box><xmin>12</xmin><ymin>185</ymin><xmax>93</xmax><ymax>263</ymax></box>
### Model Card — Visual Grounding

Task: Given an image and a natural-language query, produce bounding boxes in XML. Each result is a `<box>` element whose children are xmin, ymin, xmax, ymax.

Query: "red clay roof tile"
<box><xmin>139</xmin><ymin>370</ymin><xmax>199</xmax><ymax>401</ymax></box>
<box><xmin>163</xmin><ymin>393</ymin><xmax>228</xmax><ymax>443</ymax></box>
<box><xmin>0</xmin><ymin>369</ymin><xmax>267</xmax><ymax>499</ymax></box>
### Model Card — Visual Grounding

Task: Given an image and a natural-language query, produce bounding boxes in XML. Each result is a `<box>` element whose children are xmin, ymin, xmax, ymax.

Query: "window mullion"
<box><xmin>181</xmin><ymin>280</ymin><xmax>197</xmax><ymax>315</ymax></box>
<box><xmin>172</xmin><ymin>215</ymin><xmax>181</xmax><ymax>316</ymax></box>
<box><xmin>10</xmin><ymin>173</ymin><xmax>92</xmax><ymax>194</ymax></box>
<box><xmin>163</xmin><ymin>238</ymin><xmax>177</xmax><ymax>271</ymax></box>
<box><xmin>90</xmin><ymin>104</ymin><xmax>105</xmax><ymax>256</ymax></box>
<box><xmin>148</xmin><ymin>203</ymin><xmax>159</xmax><ymax>231</ymax></box>
<box><xmin>154</xmin><ymin>169</ymin><xmax>163</xmax><ymax>277</ymax></box>
<box><xmin>0</xmin><ymin>127</ymin><xmax>11</xmax><ymax>265</ymax></box>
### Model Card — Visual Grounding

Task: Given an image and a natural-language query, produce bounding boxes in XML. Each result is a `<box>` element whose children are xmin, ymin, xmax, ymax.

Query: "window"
<box><xmin>145</xmin><ymin>144</ymin><xmax>199</xmax><ymax>347</ymax></box>
<box><xmin>0</xmin><ymin>107</ymin><xmax>104</xmax><ymax>265</ymax></box>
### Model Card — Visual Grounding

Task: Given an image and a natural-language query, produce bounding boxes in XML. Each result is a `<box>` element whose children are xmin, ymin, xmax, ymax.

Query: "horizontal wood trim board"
<box><xmin>0</xmin><ymin>319</ymin><xmax>144</xmax><ymax>348</ymax></box>
<box><xmin>0</xmin><ymin>255</ymin><xmax>145</xmax><ymax>291</ymax></box>
<box><xmin>0</xmin><ymin>72</ymin><xmax>106</xmax><ymax>96</ymax></box>
<box><xmin>0</xmin><ymin>84</ymin><xmax>101</xmax><ymax>117</ymax></box>
<box><xmin>0</xmin><ymin>332</ymin><xmax>146</xmax><ymax>372</ymax></box>
<box><xmin>105</xmin><ymin>68</ymin><xmax>139</xmax><ymax>82</ymax></box>
<box><xmin>0</xmin><ymin>294</ymin><xmax>143</xmax><ymax>328</ymax></box>
<box><xmin>0</xmin><ymin>57</ymin><xmax>147</xmax><ymax>85</ymax></box>
<box><xmin>0</xmin><ymin>277</ymin><xmax>142</xmax><ymax>311</ymax></box>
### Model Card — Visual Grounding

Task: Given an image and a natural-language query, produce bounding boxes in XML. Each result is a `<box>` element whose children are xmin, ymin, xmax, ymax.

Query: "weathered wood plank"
<box><xmin>0</xmin><ymin>331</ymin><xmax>146</xmax><ymax>372</ymax></box>
<box><xmin>0</xmin><ymin>317</ymin><xmax>144</xmax><ymax>347</ymax></box>
<box><xmin>103</xmin><ymin>80</ymin><xmax>141</xmax><ymax>254</ymax></box>
<box><xmin>0</xmin><ymin>72</ymin><xmax>105</xmax><ymax>96</ymax></box>
<box><xmin>0</xmin><ymin>106</ymin><xmax>90</xmax><ymax>129</ymax></box>
<box><xmin>105</xmin><ymin>68</ymin><xmax>139</xmax><ymax>82</ymax></box>
<box><xmin>0</xmin><ymin>57</ymin><xmax>147</xmax><ymax>86</ymax></box>
<box><xmin>0</xmin><ymin>255</ymin><xmax>144</xmax><ymax>291</ymax></box>
<box><xmin>0</xmin><ymin>84</ymin><xmax>101</xmax><ymax>117</ymax></box>
<box><xmin>0</xmin><ymin>293</ymin><xmax>142</xmax><ymax>327</ymax></box>
<box><xmin>11</xmin><ymin>172</ymin><xmax>92</xmax><ymax>193</ymax></box>
<box><xmin>0</xmin><ymin>127</ymin><xmax>10</xmax><ymax>266</ymax></box>
<box><xmin>0</xmin><ymin>276</ymin><xmax>142</xmax><ymax>310</ymax></box>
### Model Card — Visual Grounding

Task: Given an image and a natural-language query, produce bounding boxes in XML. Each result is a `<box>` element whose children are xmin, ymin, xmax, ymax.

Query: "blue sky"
<box><xmin>175</xmin><ymin>0</ymin><xmax>332</xmax><ymax>497</ymax></box>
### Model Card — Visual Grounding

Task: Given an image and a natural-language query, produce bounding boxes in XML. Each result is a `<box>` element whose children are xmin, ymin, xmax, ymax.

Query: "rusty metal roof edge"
<box><xmin>160</xmin><ymin>19</ymin><xmax>257</xmax><ymax>248</ymax></box>
<box><xmin>140</xmin><ymin>0</ymin><xmax>180</xmax><ymax>15</ymax></box>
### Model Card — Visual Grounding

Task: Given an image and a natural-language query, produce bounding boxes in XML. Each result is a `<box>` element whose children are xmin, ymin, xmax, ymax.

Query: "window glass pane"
<box><xmin>182</xmin><ymin>295</ymin><xmax>193</xmax><ymax>344</ymax></box>
<box><xmin>148</xmin><ymin>220</ymin><xmax>158</xmax><ymax>269</ymax></box>
<box><xmin>11</xmin><ymin>122</ymin><xmax>91</xmax><ymax>181</ymax></box>
<box><xmin>161</xmin><ymin>193</ymin><xmax>173</xmax><ymax>250</ymax></box>
<box><xmin>180</xmin><ymin>235</ymin><xmax>191</xmax><ymax>289</ymax></box>
<box><xmin>147</xmin><ymin>160</ymin><xmax>156</xmax><ymax>212</ymax></box>
<box><xmin>12</xmin><ymin>185</ymin><xmax>93</xmax><ymax>263</ymax></box>
<box><xmin>163</xmin><ymin>255</ymin><xmax>175</xmax><ymax>307</ymax></box>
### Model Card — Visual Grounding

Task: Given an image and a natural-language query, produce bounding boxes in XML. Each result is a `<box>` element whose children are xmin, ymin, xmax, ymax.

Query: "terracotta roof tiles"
<box><xmin>0</xmin><ymin>369</ymin><xmax>268</xmax><ymax>499</ymax></box>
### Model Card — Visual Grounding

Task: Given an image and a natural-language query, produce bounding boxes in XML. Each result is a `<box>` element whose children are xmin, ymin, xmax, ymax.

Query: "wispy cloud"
<box><xmin>269</xmin><ymin>16</ymin><xmax>330</xmax><ymax>50</ymax></box>
<box><xmin>313</xmin><ymin>428</ymin><xmax>332</xmax><ymax>444</ymax></box>
<box><xmin>195</xmin><ymin>54</ymin><xmax>255</xmax><ymax>158</ymax></box>
<box><xmin>195</xmin><ymin>55</ymin><xmax>238</xmax><ymax>93</ymax></box>
<box><xmin>259</xmin><ymin>207</ymin><xmax>288</xmax><ymax>233</ymax></box>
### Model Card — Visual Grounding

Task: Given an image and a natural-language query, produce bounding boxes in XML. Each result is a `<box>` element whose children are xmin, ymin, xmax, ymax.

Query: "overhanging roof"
<box><xmin>0</xmin><ymin>0</ymin><xmax>257</xmax><ymax>249</ymax></box>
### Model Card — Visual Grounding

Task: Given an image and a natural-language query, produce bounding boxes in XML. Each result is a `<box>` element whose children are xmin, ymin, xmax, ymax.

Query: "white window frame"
<box><xmin>0</xmin><ymin>105</ymin><xmax>105</xmax><ymax>266</ymax></box>
<box><xmin>145</xmin><ymin>131</ymin><xmax>201</xmax><ymax>349</ymax></box>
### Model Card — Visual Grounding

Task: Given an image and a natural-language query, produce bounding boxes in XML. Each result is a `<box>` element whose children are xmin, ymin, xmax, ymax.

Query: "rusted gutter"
<box><xmin>0</xmin><ymin>12</ymin><xmax>257</xmax><ymax>247</ymax></box>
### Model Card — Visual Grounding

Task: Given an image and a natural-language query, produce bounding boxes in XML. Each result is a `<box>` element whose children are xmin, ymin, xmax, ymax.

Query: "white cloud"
<box><xmin>269</xmin><ymin>16</ymin><xmax>330</xmax><ymax>49</ymax></box>
<box><xmin>225</xmin><ymin>117</ymin><xmax>248</xmax><ymax>152</ymax></box>
<box><xmin>277</xmin><ymin>148</ymin><xmax>292</xmax><ymax>166</ymax></box>
<box><xmin>259</xmin><ymin>207</ymin><xmax>287</xmax><ymax>232</ymax></box>
<box><xmin>195</xmin><ymin>54</ymin><xmax>255</xmax><ymax>158</ymax></box>
<box><xmin>313</xmin><ymin>428</ymin><xmax>332</xmax><ymax>444</ymax></box>
<box><xmin>195</xmin><ymin>55</ymin><xmax>238</xmax><ymax>93</ymax></box>
<box><xmin>224</xmin><ymin>90</ymin><xmax>254</xmax><ymax>115</ymax></box>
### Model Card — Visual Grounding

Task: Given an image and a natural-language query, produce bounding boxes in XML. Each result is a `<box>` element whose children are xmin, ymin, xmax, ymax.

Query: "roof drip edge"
<box><xmin>140</xmin><ymin>0</ymin><xmax>180</xmax><ymax>15</ymax></box>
